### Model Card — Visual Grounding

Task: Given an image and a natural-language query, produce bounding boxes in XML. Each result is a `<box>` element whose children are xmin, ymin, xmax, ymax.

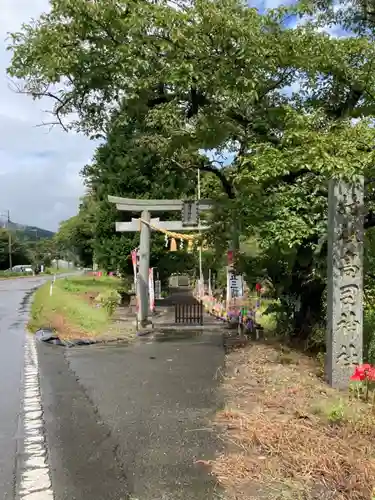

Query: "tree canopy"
<box><xmin>0</xmin><ymin>228</ymin><xmax>57</xmax><ymax>271</ymax></box>
<box><xmin>54</xmin><ymin>195</ymin><xmax>96</xmax><ymax>268</ymax></box>
<box><xmin>7</xmin><ymin>0</ymin><xmax>375</xmax><ymax>247</ymax></box>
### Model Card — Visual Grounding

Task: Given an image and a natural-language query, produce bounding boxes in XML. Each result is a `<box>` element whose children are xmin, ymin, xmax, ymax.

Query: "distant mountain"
<box><xmin>0</xmin><ymin>220</ymin><xmax>55</xmax><ymax>239</ymax></box>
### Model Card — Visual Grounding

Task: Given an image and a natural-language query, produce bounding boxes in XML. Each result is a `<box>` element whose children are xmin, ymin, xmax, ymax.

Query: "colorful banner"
<box><xmin>131</xmin><ymin>248</ymin><xmax>139</xmax><ymax>312</ymax></box>
<box><xmin>131</xmin><ymin>249</ymin><xmax>138</xmax><ymax>289</ymax></box>
<box><xmin>149</xmin><ymin>267</ymin><xmax>155</xmax><ymax>312</ymax></box>
<box><xmin>196</xmin><ymin>292</ymin><xmax>259</xmax><ymax>328</ymax></box>
<box><xmin>227</xmin><ymin>250</ymin><xmax>234</xmax><ymax>266</ymax></box>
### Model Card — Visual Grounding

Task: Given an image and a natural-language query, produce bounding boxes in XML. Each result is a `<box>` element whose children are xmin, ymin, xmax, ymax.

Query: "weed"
<box><xmin>276</xmin><ymin>352</ymin><xmax>296</xmax><ymax>365</ymax></box>
<box><xmin>326</xmin><ymin>402</ymin><xmax>345</xmax><ymax>424</ymax></box>
<box><xmin>95</xmin><ymin>289</ymin><xmax>121</xmax><ymax>315</ymax></box>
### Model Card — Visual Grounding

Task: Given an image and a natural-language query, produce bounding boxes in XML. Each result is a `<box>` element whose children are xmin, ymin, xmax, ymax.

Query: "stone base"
<box><xmin>139</xmin><ymin>319</ymin><xmax>153</xmax><ymax>329</ymax></box>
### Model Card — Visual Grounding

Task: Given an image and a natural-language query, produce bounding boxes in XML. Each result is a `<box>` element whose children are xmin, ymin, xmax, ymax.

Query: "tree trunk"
<box><xmin>292</xmin><ymin>281</ymin><xmax>325</xmax><ymax>341</ymax></box>
<box><xmin>287</xmin><ymin>244</ymin><xmax>326</xmax><ymax>341</ymax></box>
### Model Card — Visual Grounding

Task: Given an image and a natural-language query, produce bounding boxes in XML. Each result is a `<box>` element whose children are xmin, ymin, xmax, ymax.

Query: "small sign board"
<box><xmin>226</xmin><ymin>269</ymin><xmax>244</xmax><ymax>302</ymax></box>
<box><xmin>181</xmin><ymin>201</ymin><xmax>199</xmax><ymax>227</ymax></box>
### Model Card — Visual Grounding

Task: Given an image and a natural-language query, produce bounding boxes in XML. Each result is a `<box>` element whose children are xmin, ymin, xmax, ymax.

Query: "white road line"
<box><xmin>18</xmin><ymin>335</ymin><xmax>54</xmax><ymax>500</ymax></box>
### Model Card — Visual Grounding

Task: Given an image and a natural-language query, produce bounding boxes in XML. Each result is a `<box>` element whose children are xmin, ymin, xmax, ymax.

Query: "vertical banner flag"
<box><xmin>131</xmin><ymin>248</ymin><xmax>139</xmax><ymax>313</ymax></box>
<box><xmin>227</xmin><ymin>250</ymin><xmax>234</xmax><ymax>267</ymax></box>
<box><xmin>149</xmin><ymin>267</ymin><xmax>155</xmax><ymax>312</ymax></box>
<box><xmin>255</xmin><ymin>282</ymin><xmax>262</xmax><ymax>316</ymax></box>
<box><xmin>226</xmin><ymin>267</ymin><xmax>231</xmax><ymax>305</ymax></box>
<box><xmin>131</xmin><ymin>249</ymin><xmax>138</xmax><ymax>290</ymax></box>
<box><xmin>208</xmin><ymin>268</ymin><xmax>212</xmax><ymax>297</ymax></box>
<box><xmin>227</xmin><ymin>250</ymin><xmax>235</xmax><ymax>305</ymax></box>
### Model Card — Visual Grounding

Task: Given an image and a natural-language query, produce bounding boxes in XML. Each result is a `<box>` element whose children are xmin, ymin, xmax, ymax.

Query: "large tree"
<box><xmin>54</xmin><ymin>195</ymin><xmax>96</xmax><ymax>267</ymax></box>
<box><xmin>82</xmin><ymin>112</ymin><xmax>200</xmax><ymax>277</ymax></box>
<box><xmin>0</xmin><ymin>229</ymin><xmax>32</xmax><ymax>270</ymax></box>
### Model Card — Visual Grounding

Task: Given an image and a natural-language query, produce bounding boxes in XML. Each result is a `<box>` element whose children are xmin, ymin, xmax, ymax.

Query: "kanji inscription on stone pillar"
<box><xmin>326</xmin><ymin>178</ymin><xmax>364</xmax><ymax>389</ymax></box>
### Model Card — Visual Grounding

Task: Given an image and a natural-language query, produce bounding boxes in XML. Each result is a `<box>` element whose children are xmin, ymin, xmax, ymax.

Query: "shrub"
<box><xmin>95</xmin><ymin>289</ymin><xmax>121</xmax><ymax>315</ymax></box>
<box><xmin>60</xmin><ymin>278</ymin><xmax>81</xmax><ymax>293</ymax></box>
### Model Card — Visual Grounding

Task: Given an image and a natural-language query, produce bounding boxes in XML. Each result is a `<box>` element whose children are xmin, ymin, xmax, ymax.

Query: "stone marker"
<box><xmin>155</xmin><ymin>280</ymin><xmax>162</xmax><ymax>299</ymax></box>
<box><xmin>326</xmin><ymin>178</ymin><xmax>364</xmax><ymax>389</ymax></box>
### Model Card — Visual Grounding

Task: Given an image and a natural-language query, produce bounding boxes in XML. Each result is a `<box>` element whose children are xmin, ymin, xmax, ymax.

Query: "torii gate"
<box><xmin>108</xmin><ymin>196</ymin><xmax>212</xmax><ymax>326</ymax></box>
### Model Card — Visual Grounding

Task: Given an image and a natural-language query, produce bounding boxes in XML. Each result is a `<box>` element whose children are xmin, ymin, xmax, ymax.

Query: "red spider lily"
<box><xmin>350</xmin><ymin>368</ymin><xmax>366</xmax><ymax>382</ymax></box>
<box><xmin>350</xmin><ymin>364</ymin><xmax>375</xmax><ymax>382</ymax></box>
<box><xmin>367</xmin><ymin>367</ymin><xmax>375</xmax><ymax>382</ymax></box>
<box><xmin>350</xmin><ymin>364</ymin><xmax>375</xmax><ymax>403</ymax></box>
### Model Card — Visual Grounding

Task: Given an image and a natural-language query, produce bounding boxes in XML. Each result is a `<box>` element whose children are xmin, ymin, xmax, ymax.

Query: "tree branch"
<box><xmin>170</xmin><ymin>158</ymin><xmax>235</xmax><ymax>199</ymax></box>
<box><xmin>199</xmin><ymin>162</ymin><xmax>236</xmax><ymax>199</ymax></box>
<box><xmin>261</xmin><ymin>168</ymin><xmax>316</xmax><ymax>190</ymax></box>
<box><xmin>8</xmin><ymin>80</ymin><xmax>72</xmax><ymax>132</ymax></box>
<box><xmin>326</xmin><ymin>84</ymin><xmax>364</xmax><ymax>119</ymax></box>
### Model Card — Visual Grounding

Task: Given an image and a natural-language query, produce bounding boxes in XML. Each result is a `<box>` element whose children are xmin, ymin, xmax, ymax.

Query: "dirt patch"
<box><xmin>49</xmin><ymin>313</ymin><xmax>90</xmax><ymax>340</ymax></box>
<box><xmin>79</xmin><ymin>291</ymin><xmax>99</xmax><ymax>305</ymax></box>
<box><xmin>213</xmin><ymin>342</ymin><xmax>375</xmax><ymax>500</ymax></box>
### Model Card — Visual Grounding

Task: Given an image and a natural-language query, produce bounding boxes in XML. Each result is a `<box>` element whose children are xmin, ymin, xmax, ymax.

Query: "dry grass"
<box><xmin>213</xmin><ymin>342</ymin><xmax>375</xmax><ymax>500</ymax></box>
<box><xmin>48</xmin><ymin>312</ymin><xmax>86</xmax><ymax>340</ymax></box>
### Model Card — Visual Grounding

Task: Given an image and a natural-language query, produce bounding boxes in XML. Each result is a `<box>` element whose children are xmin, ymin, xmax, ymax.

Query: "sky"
<box><xmin>0</xmin><ymin>0</ymin><xmax>96</xmax><ymax>231</ymax></box>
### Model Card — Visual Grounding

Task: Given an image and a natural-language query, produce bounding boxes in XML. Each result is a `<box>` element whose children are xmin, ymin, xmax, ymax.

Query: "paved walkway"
<box><xmin>37</xmin><ymin>289</ymin><xmax>225</xmax><ymax>499</ymax></box>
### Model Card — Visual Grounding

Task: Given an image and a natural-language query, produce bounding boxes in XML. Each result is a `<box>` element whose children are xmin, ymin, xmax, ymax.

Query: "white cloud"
<box><xmin>0</xmin><ymin>0</ymin><xmax>97</xmax><ymax>231</ymax></box>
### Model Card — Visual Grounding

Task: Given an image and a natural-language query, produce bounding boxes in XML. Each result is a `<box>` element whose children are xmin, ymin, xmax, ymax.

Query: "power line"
<box><xmin>0</xmin><ymin>210</ymin><xmax>12</xmax><ymax>270</ymax></box>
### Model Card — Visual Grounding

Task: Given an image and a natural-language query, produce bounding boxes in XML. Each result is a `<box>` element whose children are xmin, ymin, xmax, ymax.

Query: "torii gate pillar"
<box><xmin>138</xmin><ymin>210</ymin><xmax>151</xmax><ymax>325</ymax></box>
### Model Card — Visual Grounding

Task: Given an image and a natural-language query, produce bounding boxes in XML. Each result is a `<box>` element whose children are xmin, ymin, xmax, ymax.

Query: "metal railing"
<box><xmin>175</xmin><ymin>302</ymin><xmax>203</xmax><ymax>325</ymax></box>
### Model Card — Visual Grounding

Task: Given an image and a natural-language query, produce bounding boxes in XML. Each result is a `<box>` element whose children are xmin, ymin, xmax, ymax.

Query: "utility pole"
<box><xmin>7</xmin><ymin>210</ymin><xmax>12</xmax><ymax>270</ymax></box>
<box><xmin>197</xmin><ymin>168</ymin><xmax>203</xmax><ymax>296</ymax></box>
<box><xmin>0</xmin><ymin>210</ymin><xmax>12</xmax><ymax>270</ymax></box>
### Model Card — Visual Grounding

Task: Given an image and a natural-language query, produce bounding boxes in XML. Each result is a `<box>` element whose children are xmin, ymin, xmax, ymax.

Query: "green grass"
<box><xmin>28</xmin><ymin>275</ymin><xmax>126</xmax><ymax>338</ymax></box>
<box><xmin>0</xmin><ymin>268</ymin><xmax>75</xmax><ymax>279</ymax></box>
<box><xmin>0</xmin><ymin>271</ymin><xmax>32</xmax><ymax>278</ymax></box>
<box><xmin>58</xmin><ymin>275</ymin><xmax>121</xmax><ymax>293</ymax></box>
<box><xmin>45</xmin><ymin>267</ymin><xmax>75</xmax><ymax>275</ymax></box>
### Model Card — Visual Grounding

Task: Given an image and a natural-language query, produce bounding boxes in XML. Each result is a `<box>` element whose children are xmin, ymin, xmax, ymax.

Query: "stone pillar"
<box><xmin>326</xmin><ymin>178</ymin><xmax>364</xmax><ymax>389</ymax></box>
<box><xmin>138</xmin><ymin>210</ymin><xmax>151</xmax><ymax>325</ymax></box>
<box><xmin>154</xmin><ymin>280</ymin><xmax>161</xmax><ymax>299</ymax></box>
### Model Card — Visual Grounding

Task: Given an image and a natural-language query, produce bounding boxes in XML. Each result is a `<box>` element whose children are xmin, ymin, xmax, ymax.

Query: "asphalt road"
<box><xmin>0</xmin><ymin>275</ymin><xmax>49</xmax><ymax>500</ymax></box>
<box><xmin>0</xmin><ymin>278</ymin><xmax>225</xmax><ymax>500</ymax></box>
